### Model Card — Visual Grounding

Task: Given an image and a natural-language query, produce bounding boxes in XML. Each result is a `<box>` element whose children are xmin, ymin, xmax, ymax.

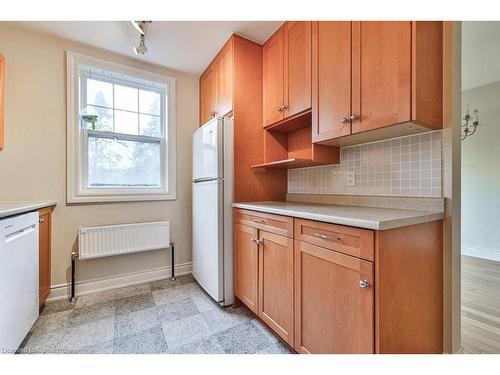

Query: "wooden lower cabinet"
<box><xmin>234</xmin><ymin>223</ymin><xmax>259</xmax><ymax>313</ymax></box>
<box><xmin>38</xmin><ymin>207</ymin><xmax>52</xmax><ymax>307</ymax></box>
<box><xmin>258</xmin><ymin>231</ymin><xmax>294</xmax><ymax>346</ymax></box>
<box><xmin>294</xmin><ymin>240</ymin><xmax>374</xmax><ymax>353</ymax></box>
<box><xmin>233</xmin><ymin>208</ymin><xmax>443</xmax><ymax>354</ymax></box>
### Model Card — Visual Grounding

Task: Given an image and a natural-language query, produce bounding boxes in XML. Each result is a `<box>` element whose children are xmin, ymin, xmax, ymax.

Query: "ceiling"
<box><xmin>14</xmin><ymin>21</ymin><xmax>283</xmax><ymax>75</ymax></box>
<box><xmin>462</xmin><ymin>21</ymin><xmax>500</xmax><ymax>91</ymax></box>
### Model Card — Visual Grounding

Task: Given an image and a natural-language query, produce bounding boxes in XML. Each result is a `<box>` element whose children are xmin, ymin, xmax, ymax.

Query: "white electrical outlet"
<box><xmin>346</xmin><ymin>171</ymin><xmax>356</xmax><ymax>186</ymax></box>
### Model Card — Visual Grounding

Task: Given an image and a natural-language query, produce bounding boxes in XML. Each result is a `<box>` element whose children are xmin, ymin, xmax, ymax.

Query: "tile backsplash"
<box><xmin>288</xmin><ymin>132</ymin><xmax>442</xmax><ymax>197</ymax></box>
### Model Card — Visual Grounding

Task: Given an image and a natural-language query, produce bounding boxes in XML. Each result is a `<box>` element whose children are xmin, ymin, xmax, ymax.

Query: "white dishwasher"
<box><xmin>0</xmin><ymin>212</ymin><xmax>39</xmax><ymax>354</ymax></box>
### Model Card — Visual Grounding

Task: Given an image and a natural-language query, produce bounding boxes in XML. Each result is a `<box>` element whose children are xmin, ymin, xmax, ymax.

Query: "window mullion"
<box><xmin>87</xmin><ymin>129</ymin><xmax>162</xmax><ymax>144</ymax></box>
<box><xmin>137</xmin><ymin>88</ymin><xmax>140</xmax><ymax>135</ymax></box>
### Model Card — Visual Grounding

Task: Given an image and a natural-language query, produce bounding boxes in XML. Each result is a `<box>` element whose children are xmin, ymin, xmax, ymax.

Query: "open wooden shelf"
<box><xmin>253</xmin><ymin>124</ymin><xmax>340</xmax><ymax>170</ymax></box>
<box><xmin>251</xmin><ymin>158</ymin><xmax>323</xmax><ymax>169</ymax></box>
<box><xmin>264</xmin><ymin>110</ymin><xmax>312</xmax><ymax>134</ymax></box>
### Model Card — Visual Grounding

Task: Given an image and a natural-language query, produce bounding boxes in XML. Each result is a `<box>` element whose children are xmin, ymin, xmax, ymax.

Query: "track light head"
<box><xmin>133</xmin><ymin>34</ymin><xmax>148</xmax><ymax>55</ymax></box>
<box><xmin>131</xmin><ymin>21</ymin><xmax>151</xmax><ymax>55</ymax></box>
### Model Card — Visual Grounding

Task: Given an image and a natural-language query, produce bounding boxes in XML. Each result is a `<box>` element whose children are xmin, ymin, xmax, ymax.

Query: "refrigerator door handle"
<box><xmin>193</xmin><ymin>177</ymin><xmax>220</xmax><ymax>183</ymax></box>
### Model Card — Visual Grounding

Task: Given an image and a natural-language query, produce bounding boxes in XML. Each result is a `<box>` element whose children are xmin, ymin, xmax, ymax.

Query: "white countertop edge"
<box><xmin>232</xmin><ymin>202</ymin><xmax>444</xmax><ymax>230</ymax></box>
<box><xmin>0</xmin><ymin>201</ymin><xmax>57</xmax><ymax>219</ymax></box>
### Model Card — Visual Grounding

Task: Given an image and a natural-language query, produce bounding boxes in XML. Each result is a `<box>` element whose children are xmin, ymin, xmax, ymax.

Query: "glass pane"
<box><xmin>139</xmin><ymin>90</ymin><xmax>161</xmax><ymax>115</ymax></box>
<box><xmin>88</xmin><ymin>135</ymin><xmax>161</xmax><ymax>188</ymax></box>
<box><xmin>87</xmin><ymin>79</ymin><xmax>113</xmax><ymax>108</ymax></box>
<box><xmin>114</xmin><ymin>84</ymin><xmax>138</xmax><ymax>112</ymax></box>
<box><xmin>83</xmin><ymin>105</ymin><xmax>113</xmax><ymax>131</ymax></box>
<box><xmin>139</xmin><ymin>114</ymin><xmax>161</xmax><ymax>137</ymax></box>
<box><xmin>115</xmin><ymin>110</ymin><xmax>138</xmax><ymax>135</ymax></box>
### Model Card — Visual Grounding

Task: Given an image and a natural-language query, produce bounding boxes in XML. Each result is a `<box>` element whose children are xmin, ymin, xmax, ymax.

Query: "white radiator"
<box><xmin>78</xmin><ymin>220</ymin><xmax>171</xmax><ymax>260</ymax></box>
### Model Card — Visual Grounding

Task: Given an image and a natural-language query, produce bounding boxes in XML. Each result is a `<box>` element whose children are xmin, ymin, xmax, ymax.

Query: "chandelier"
<box><xmin>461</xmin><ymin>107</ymin><xmax>481</xmax><ymax>141</ymax></box>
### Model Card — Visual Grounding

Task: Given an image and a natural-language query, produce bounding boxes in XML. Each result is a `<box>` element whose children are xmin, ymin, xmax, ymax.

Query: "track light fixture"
<box><xmin>131</xmin><ymin>21</ymin><xmax>151</xmax><ymax>55</ymax></box>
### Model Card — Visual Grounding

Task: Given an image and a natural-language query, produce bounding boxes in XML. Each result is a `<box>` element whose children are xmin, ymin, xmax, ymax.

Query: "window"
<box><xmin>67</xmin><ymin>52</ymin><xmax>176</xmax><ymax>203</ymax></box>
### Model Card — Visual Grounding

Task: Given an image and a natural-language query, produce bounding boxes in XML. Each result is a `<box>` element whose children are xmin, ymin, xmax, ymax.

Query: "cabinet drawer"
<box><xmin>234</xmin><ymin>209</ymin><xmax>293</xmax><ymax>237</ymax></box>
<box><xmin>294</xmin><ymin>219</ymin><xmax>374</xmax><ymax>261</ymax></box>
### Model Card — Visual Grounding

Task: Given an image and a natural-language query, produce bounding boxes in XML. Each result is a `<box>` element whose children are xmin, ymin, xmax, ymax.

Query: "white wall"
<box><xmin>462</xmin><ymin>22</ymin><xmax>500</xmax><ymax>91</ymax></box>
<box><xmin>0</xmin><ymin>24</ymin><xmax>199</xmax><ymax>297</ymax></box>
<box><xmin>461</xmin><ymin>80</ymin><xmax>500</xmax><ymax>261</ymax></box>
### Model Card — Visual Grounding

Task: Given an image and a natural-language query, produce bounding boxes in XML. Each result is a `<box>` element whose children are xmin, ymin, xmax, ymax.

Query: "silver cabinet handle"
<box><xmin>359</xmin><ymin>280</ymin><xmax>370</xmax><ymax>288</ymax></box>
<box><xmin>39</xmin><ymin>218</ymin><xmax>45</xmax><ymax>224</ymax></box>
<box><xmin>350</xmin><ymin>114</ymin><xmax>359</xmax><ymax>121</ymax></box>
<box><xmin>251</xmin><ymin>238</ymin><xmax>264</xmax><ymax>245</ymax></box>
<box><xmin>281</xmin><ymin>105</ymin><xmax>287</xmax><ymax>111</ymax></box>
<box><xmin>277</xmin><ymin>106</ymin><xmax>283</xmax><ymax>112</ymax></box>
<box><xmin>340</xmin><ymin>117</ymin><xmax>349</xmax><ymax>124</ymax></box>
<box><xmin>210</xmin><ymin>111</ymin><xmax>217</xmax><ymax>118</ymax></box>
<box><xmin>252</xmin><ymin>219</ymin><xmax>265</xmax><ymax>224</ymax></box>
<box><xmin>314</xmin><ymin>232</ymin><xmax>341</xmax><ymax>241</ymax></box>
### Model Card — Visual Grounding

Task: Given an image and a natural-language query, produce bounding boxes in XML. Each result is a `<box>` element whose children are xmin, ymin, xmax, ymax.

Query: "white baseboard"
<box><xmin>462</xmin><ymin>244</ymin><xmax>500</xmax><ymax>262</ymax></box>
<box><xmin>47</xmin><ymin>262</ymin><xmax>192</xmax><ymax>302</ymax></box>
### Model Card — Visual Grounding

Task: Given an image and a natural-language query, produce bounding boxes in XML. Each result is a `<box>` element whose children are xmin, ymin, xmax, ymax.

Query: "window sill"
<box><xmin>67</xmin><ymin>193</ymin><xmax>176</xmax><ymax>204</ymax></box>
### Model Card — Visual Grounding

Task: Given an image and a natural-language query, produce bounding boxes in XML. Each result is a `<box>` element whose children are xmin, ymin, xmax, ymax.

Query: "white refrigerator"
<box><xmin>192</xmin><ymin>117</ymin><xmax>234</xmax><ymax>306</ymax></box>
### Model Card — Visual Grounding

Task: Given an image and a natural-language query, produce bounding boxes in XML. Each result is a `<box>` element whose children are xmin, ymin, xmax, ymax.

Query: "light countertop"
<box><xmin>232</xmin><ymin>201</ymin><xmax>444</xmax><ymax>230</ymax></box>
<box><xmin>0</xmin><ymin>201</ymin><xmax>57</xmax><ymax>219</ymax></box>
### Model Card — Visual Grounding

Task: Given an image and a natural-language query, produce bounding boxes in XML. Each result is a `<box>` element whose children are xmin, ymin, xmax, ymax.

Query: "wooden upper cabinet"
<box><xmin>234</xmin><ymin>223</ymin><xmax>259</xmax><ymax>313</ymax></box>
<box><xmin>258</xmin><ymin>231</ymin><xmax>294</xmax><ymax>346</ymax></box>
<box><xmin>199</xmin><ymin>38</ymin><xmax>235</xmax><ymax>126</ymax></box>
<box><xmin>263</xmin><ymin>21</ymin><xmax>312</xmax><ymax>128</ymax></box>
<box><xmin>284</xmin><ymin>21</ymin><xmax>312</xmax><ymax>118</ymax></box>
<box><xmin>294</xmin><ymin>240</ymin><xmax>374</xmax><ymax>354</ymax></box>
<box><xmin>312</xmin><ymin>21</ymin><xmax>443</xmax><ymax>145</ymax></box>
<box><xmin>263</xmin><ymin>27</ymin><xmax>284</xmax><ymax>127</ymax></box>
<box><xmin>351</xmin><ymin>21</ymin><xmax>412</xmax><ymax>134</ymax></box>
<box><xmin>0</xmin><ymin>54</ymin><xmax>5</xmax><ymax>151</ymax></box>
<box><xmin>312</xmin><ymin>21</ymin><xmax>352</xmax><ymax>143</ymax></box>
<box><xmin>199</xmin><ymin>64</ymin><xmax>217</xmax><ymax>125</ymax></box>
<box><xmin>216</xmin><ymin>40</ymin><xmax>234</xmax><ymax>118</ymax></box>
<box><xmin>411</xmin><ymin>22</ymin><xmax>444</xmax><ymax>129</ymax></box>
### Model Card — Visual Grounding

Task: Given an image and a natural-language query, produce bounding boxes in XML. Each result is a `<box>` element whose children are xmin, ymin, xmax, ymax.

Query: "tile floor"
<box><xmin>18</xmin><ymin>274</ymin><xmax>292</xmax><ymax>354</ymax></box>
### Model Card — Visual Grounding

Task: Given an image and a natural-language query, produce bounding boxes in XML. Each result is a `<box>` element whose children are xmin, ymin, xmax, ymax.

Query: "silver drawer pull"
<box><xmin>313</xmin><ymin>232</ymin><xmax>341</xmax><ymax>241</ymax></box>
<box><xmin>252</xmin><ymin>219</ymin><xmax>265</xmax><ymax>224</ymax></box>
<box><xmin>251</xmin><ymin>238</ymin><xmax>264</xmax><ymax>245</ymax></box>
<box><xmin>359</xmin><ymin>280</ymin><xmax>370</xmax><ymax>288</ymax></box>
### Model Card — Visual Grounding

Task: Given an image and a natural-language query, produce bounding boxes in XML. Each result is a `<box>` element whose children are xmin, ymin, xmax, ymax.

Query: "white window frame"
<box><xmin>66</xmin><ymin>51</ymin><xmax>176</xmax><ymax>203</ymax></box>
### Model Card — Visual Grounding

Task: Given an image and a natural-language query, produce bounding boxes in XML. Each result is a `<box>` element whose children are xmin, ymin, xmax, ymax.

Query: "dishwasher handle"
<box><xmin>4</xmin><ymin>224</ymin><xmax>36</xmax><ymax>243</ymax></box>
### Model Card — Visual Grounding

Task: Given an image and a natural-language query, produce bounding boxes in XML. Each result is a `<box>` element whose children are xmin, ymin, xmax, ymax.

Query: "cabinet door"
<box><xmin>262</xmin><ymin>28</ymin><xmax>284</xmax><ymax>127</ymax></box>
<box><xmin>216</xmin><ymin>41</ymin><xmax>233</xmax><ymax>117</ymax></box>
<box><xmin>199</xmin><ymin>65</ymin><xmax>217</xmax><ymax>125</ymax></box>
<box><xmin>234</xmin><ymin>223</ymin><xmax>259</xmax><ymax>313</ymax></box>
<box><xmin>38</xmin><ymin>208</ymin><xmax>51</xmax><ymax>306</ymax></box>
<box><xmin>283</xmin><ymin>21</ymin><xmax>311</xmax><ymax>118</ymax></box>
<box><xmin>258</xmin><ymin>231</ymin><xmax>294</xmax><ymax>346</ymax></box>
<box><xmin>351</xmin><ymin>21</ymin><xmax>411</xmax><ymax>134</ymax></box>
<box><xmin>294</xmin><ymin>240</ymin><xmax>374</xmax><ymax>354</ymax></box>
<box><xmin>312</xmin><ymin>21</ymin><xmax>352</xmax><ymax>143</ymax></box>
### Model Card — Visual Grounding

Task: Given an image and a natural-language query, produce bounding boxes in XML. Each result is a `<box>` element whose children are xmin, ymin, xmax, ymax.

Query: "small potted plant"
<box><xmin>80</xmin><ymin>107</ymin><xmax>99</xmax><ymax>130</ymax></box>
